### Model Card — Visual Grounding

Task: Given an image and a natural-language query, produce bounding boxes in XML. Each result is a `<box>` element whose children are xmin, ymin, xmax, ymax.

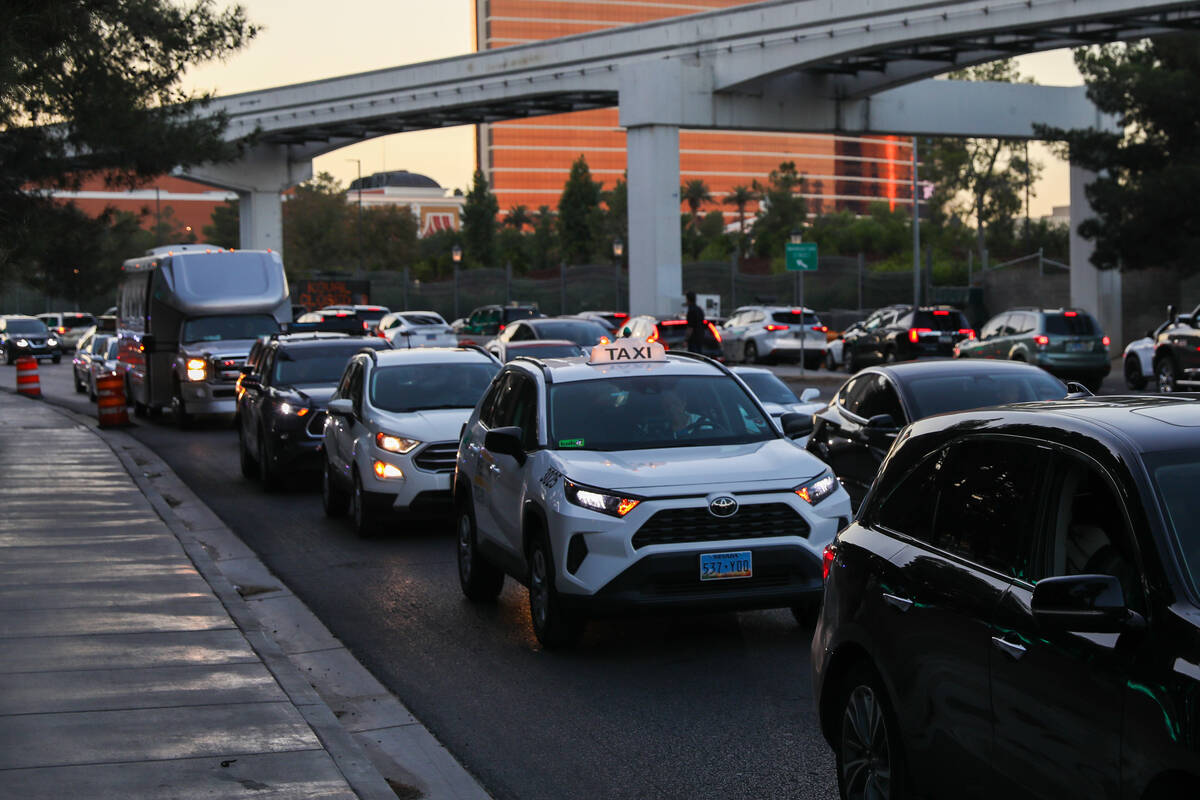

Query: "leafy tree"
<box><xmin>1037</xmin><ymin>35</ymin><xmax>1200</xmax><ymax>271</ymax></box>
<box><xmin>723</xmin><ymin>185</ymin><xmax>758</xmax><ymax>236</ymax></box>
<box><xmin>531</xmin><ymin>205</ymin><xmax>559</xmax><ymax>270</ymax></box>
<box><xmin>461</xmin><ymin>170</ymin><xmax>499</xmax><ymax>267</ymax></box>
<box><xmin>504</xmin><ymin>204</ymin><xmax>532</xmax><ymax>231</ymax></box>
<box><xmin>922</xmin><ymin>60</ymin><xmax>1042</xmax><ymax>263</ymax></box>
<box><xmin>751</xmin><ymin>161</ymin><xmax>809</xmax><ymax>261</ymax></box>
<box><xmin>359</xmin><ymin>205</ymin><xmax>419</xmax><ymax>272</ymax></box>
<box><xmin>282</xmin><ymin>172</ymin><xmax>352</xmax><ymax>274</ymax></box>
<box><xmin>1</xmin><ymin>0</ymin><xmax>257</xmax><ymax>286</ymax></box>
<box><xmin>17</xmin><ymin>205</ymin><xmax>145</xmax><ymax>304</ymax></box>
<box><xmin>558</xmin><ymin>155</ymin><xmax>602</xmax><ymax>264</ymax></box>
<box><xmin>203</xmin><ymin>198</ymin><xmax>240</xmax><ymax>249</ymax></box>
<box><xmin>680</xmin><ymin>179</ymin><xmax>712</xmax><ymax>229</ymax></box>
<box><xmin>145</xmin><ymin>205</ymin><xmax>198</xmax><ymax>247</ymax></box>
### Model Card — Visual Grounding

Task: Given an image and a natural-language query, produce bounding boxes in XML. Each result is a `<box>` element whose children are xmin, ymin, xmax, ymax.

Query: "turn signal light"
<box><xmin>373</xmin><ymin>460</ymin><xmax>404</xmax><ymax>479</ymax></box>
<box><xmin>822</xmin><ymin>544</ymin><xmax>837</xmax><ymax>581</ymax></box>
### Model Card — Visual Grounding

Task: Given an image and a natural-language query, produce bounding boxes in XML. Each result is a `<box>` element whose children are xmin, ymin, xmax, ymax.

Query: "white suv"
<box><xmin>454</xmin><ymin>338</ymin><xmax>852</xmax><ymax>648</ymax></box>
<box><xmin>720</xmin><ymin>305</ymin><xmax>828</xmax><ymax>367</ymax></box>
<box><xmin>322</xmin><ymin>346</ymin><xmax>501</xmax><ymax>535</ymax></box>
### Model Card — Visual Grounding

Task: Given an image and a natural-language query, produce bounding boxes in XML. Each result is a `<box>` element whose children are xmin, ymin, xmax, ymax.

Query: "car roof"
<box><xmin>522</xmin><ymin>317</ymin><xmax>605</xmax><ymax>326</ymax></box>
<box><xmin>275</xmin><ymin>336</ymin><xmax>388</xmax><ymax>352</ymax></box>
<box><xmin>861</xmin><ymin>358</ymin><xmax>1057</xmax><ymax>383</ymax></box>
<box><xmin>506</xmin><ymin>339</ymin><xmax>581</xmax><ymax>348</ymax></box>
<box><xmin>372</xmin><ymin>347</ymin><xmax>499</xmax><ymax>367</ymax></box>
<box><xmin>730</xmin><ymin>366</ymin><xmax>776</xmax><ymax>375</ymax></box>
<box><xmin>512</xmin><ymin>351</ymin><xmax>728</xmax><ymax>384</ymax></box>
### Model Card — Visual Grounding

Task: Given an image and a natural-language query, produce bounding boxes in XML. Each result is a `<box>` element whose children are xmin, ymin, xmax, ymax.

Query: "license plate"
<box><xmin>426</xmin><ymin>334</ymin><xmax>439</xmax><ymax>341</ymax></box>
<box><xmin>1066</xmin><ymin>341</ymin><xmax>1091</xmax><ymax>352</ymax></box>
<box><xmin>700</xmin><ymin>550</ymin><xmax>752</xmax><ymax>581</ymax></box>
<box><xmin>939</xmin><ymin>335</ymin><xmax>952</xmax><ymax>344</ymax></box>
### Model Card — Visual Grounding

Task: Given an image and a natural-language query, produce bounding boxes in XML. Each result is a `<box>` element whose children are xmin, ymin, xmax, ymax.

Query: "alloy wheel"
<box><xmin>1158</xmin><ymin>359</ymin><xmax>1177</xmax><ymax>393</ymax></box>
<box><xmin>840</xmin><ymin>685</ymin><xmax>892</xmax><ymax>800</ymax></box>
<box><xmin>529</xmin><ymin>547</ymin><xmax>549</xmax><ymax>629</ymax></box>
<box><xmin>457</xmin><ymin>512</ymin><xmax>473</xmax><ymax>584</ymax></box>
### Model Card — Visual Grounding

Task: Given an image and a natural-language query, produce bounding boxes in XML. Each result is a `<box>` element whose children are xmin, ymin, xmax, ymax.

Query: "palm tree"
<box><xmin>723</xmin><ymin>184</ymin><xmax>758</xmax><ymax>235</ymax></box>
<box><xmin>680</xmin><ymin>179</ymin><xmax>712</xmax><ymax>229</ymax></box>
<box><xmin>505</xmin><ymin>204</ymin><xmax>532</xmax><ymax>231</ymax></box>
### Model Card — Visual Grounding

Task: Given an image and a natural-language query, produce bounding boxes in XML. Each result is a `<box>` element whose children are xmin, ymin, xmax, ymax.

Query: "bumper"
<box><xmin>766</xmin><ymin>338</ymin><xmax>827</xmax><ymax>359</ymax></box>
<box><xmin>179</xmin><ymin>381</ymin><xmax>238</xmax><ymax>415</ymax></box>
<box><xmin>1036</xmin><ymin>355</ymin><xmax>1111</xmax><ymax>379</ymax></box>
<box><xmin>9</xmin><ymin>345</ymin><xmax>58</xmax><ymax>360</ymax></box>
<box><xmin>359</xmin><ymin>453</ymin><xmax>455</xmax><ymax>513</ymax></box>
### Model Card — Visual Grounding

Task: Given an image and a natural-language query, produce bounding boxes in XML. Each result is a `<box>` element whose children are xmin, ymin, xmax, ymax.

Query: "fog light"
<box><xmin>373</xmin><ymin>460</ymin><xmax>404</xmax><ymax>480</ymax></box>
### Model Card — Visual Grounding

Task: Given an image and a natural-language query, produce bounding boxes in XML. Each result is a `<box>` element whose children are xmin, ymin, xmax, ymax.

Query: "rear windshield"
<box><xmin>503</xmin><ymin>307</ymin><xmax>540</xmax><ymax>323</ymax></box>
<box><xmin>6</xmin><ymin>319</ymin><xmax>48</xmax><ymax>334</ymax></box>
<box><xmin>656</xmin><ymin>322</ymin><xmax>718</xmax><ymax>346</ymax></box>
<box><xmin>902</xmin><ymin>370</ymin><xmax>1067</xmax><ymax>419</ymax></box>
<box><xmin>770</xmin><ymin>311</ymin><xmax>820</xmax><ymax>325</ymax></box>
<box><xmin>65</xmin><ymin>314</ymin><xmax>96</xmax><ymax>327</ymax></box>
<box><xmin>399</xmin><ymin>313</ymin><xmax>446</xmax><ymax>327</ymax></box>
<box><xmin>274</xmin><ymin>344</ymin><xmax>380</xmax><ymax>386</ymax></box>
<box><xmin>104</xmin><ymin>340</ymin><xmax>119</xmax><ymax>359</ymax></box>
<box><xmin>737</xmin><ymin>372</ymin><xmax>799</xmax><ymax>405</ymax></box>
<box><xmin>508</xmin><ymin>343</ymin><xmax>586</xmax><ymax>360</ymax></box>
<box><xmin>1044</xmin><ymin>312</ymin><xmax>1098</xmax><ymax>336</ymax></box>
<box><xmin>369</xmin><ymin>363</ymin><xmax>499</xmax><ymax>412</ymax></box>
<box><xmin>1145</xmin><ymin>449</ymin><xmax>1200</xmax><ymax>597</ymax></box>
<box><xmin>531</xmin><ymin>321</ymin><xmax>611</xmax><ymax>345</ymax></box>
<box><xmin>911</xmin><ymin>310</ymin><xmax>969</xmax><ymax>330</ymax></box>
<box><xmin>182</xmin><ymin>314</ymin><xmax>279</xmax><ymax>343</ymax></box>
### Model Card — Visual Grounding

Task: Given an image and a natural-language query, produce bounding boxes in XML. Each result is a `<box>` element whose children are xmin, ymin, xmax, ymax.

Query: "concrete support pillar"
<box><xmin>178</xmin><ymin>143</ymin><xmax>313</xmax><ymax>258</ymax></box>
<box><xmin>626</xmin><ymin>124</ymin><xmax>682</xmax><ymax>317</ymax></box>
<box><xmin>1069</xmin><ymin>163</ymin><xmax>1121</xmax><ymax>347</ymax></box>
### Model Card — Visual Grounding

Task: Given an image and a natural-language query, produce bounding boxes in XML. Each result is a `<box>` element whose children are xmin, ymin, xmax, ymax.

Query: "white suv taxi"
<box><xmin>454</xmin><ymin>337</ymin><xmax>852</xmax><ymax>648</ymax></box>
<box><xmin>322</xmin><ymin>346</ymin><xmax>501</xmax><ymax>534</ymax></box>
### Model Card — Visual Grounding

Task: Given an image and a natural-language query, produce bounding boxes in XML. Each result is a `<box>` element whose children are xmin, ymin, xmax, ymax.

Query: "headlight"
<box><xmin>376</xmin><ymin>432</ymin><xmax>420</xmax><ymax>453</ymax></box>
<box><xmin>795</xmin><ymin>472</ymin><xmax>838</xmax><ymax>506</ymax></box>
<box><xmin>564</xmin><ymin>479</ymin><xmax>640</xmax><ymax>517</ymax></box>
<box><xmin>373</xmin><ymin>460</ymin><xmax>404</xmax><ymax>479</ymax></box>
<box><xmin>185</xmin><ymin>358</ymin><xmax>207</xmax><ymax>382</ymax></box>
<box><xmin>46</xmin><ymin>337</ymin><xmax>58</xmax><ymax>347</ymax></box>
<box><xmin>278</xmin><ymin>402</ymin><xmax>309</xmax><ymax>417</ymax></box>
<box><xmin>15</xmin><ymin>339</ymin><xmax>28</xmax><ymax>348</ymax></box>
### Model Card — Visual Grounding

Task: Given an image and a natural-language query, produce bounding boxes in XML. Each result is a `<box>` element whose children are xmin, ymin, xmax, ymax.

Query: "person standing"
<box><xmin>684</xmin><ymin>291</ymin><xmax>705</xmax><ymax>353</ymax></box>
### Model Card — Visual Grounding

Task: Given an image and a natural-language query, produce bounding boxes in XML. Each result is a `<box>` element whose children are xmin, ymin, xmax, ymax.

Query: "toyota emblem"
<box><xmin>708</xmin><ymin>495</ymin><xmax>738</xmax><ymax>518</ymax></box>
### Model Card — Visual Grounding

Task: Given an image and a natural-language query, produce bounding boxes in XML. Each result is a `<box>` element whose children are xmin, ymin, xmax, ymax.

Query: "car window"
<box><xmin>1145</xmin><ymin>448</ymin><xmax>1200</xmax><ymax>598</ymax></box>
<box><xmin>349</xmin><ymin>362</ymin><xmax>364</xmax><ymax>416</ymax></box>
<box><xmin>912</xmin><ymin>310</ymin><xmax>970</xmax><ymax>331</ymax></box>
<box><xmin>370</xmin><ymin>362</ymin><xmax>500</xmax><ymax>413</ymax></box>
<box><xmin>509</xmin><ymin>323</ymin><xmax>535</xmax><ymax>342</ymax></box>
<box><xmin>902</xmin><ymin>369</ymin><xmax>1067</xmax><ymax>419</ymax></box>
<box><xmin>1043</xmin><ymin>312</ymin><xmax>1099</xmax><ymax>336</ymax></box>
<box><xmin>855</xmin><ymin>375</ymin><xmax>904</xmax><ymax>422</ymax></box>
<box><xmin>333</xmin><ymin>359</ymin><xmax>354</xmax><ymax>400</ymax></box>
<box><xmin>77</xmin><ymin>331</ymin><xmax>94</xmax><ymax>352</ymax></box>
<box><xmin>273</xmin><ymin>345</ymin><xmax>368</xmax><ymax>386</ymax></box>
<box><xmin>477</xmin><ymin>372</ymin><xmax>510</xmax><ymax>429</ymax></box>
<box><xmin>979</xmin><ymin>316</ymin><xmax>1005</xmax><ymax>340</ymax></box>
<box><xmin>737</xmin><ymin>372</ymin><xmax>798</xmax><ymax>405</ymax></box>
<box><xmin>840</xmin><ymin>375</ymin><xmax>877</xmax><ymax>417</ymax></box>
<box><xmin>1014</xmin><ymin>313</ymin><xmax>1036</xmax><ymax>335</ymax></box>
<box><xmin>6</xmin><ymin>319</ymin><xmax>49</xmax><ymax>334</ymax></box>
<box><xmin>836</xmin><ymin>375</ymin><xmax>863</xmax><ymax>411</ymax></box>
<box><xmin>504</xmin><ymin>374</ymin><xmax>539</xmax><ymax>449</ymax></box>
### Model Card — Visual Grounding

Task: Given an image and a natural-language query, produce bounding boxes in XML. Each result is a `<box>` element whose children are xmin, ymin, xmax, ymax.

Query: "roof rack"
<box><xmin>510</xmin><ymin>355</ymin><xmax>554</xmax><ymax>384</ymax></box>
<box><xmin>459</xmin><ymin>343</ymin><xmax>502</xmax><ymax>365</ymax></box>
<box><xmin>665</xmin><ymin>350</ymin><xmax>736</xmax><ymax>378</ymax></box>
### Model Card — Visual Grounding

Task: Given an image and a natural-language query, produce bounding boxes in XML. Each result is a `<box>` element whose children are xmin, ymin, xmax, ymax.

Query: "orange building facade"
<box><xmin>475</xmin><ymin>0</ymin><xmax>915</xmax><ymax>222</ymax></box>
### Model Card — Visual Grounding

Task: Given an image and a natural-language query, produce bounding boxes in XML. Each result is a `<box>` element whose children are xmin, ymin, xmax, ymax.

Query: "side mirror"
<box><xmin>327</xmin><ymin>398</ymin><xmax>354</xmax><ymax>418</ymax></box>
<box><xmin>866</xmin><ymin>413</ymin><xmax>899</xmax><ymax>430</ymax></box>
<box><xmin>1031</xmin><ymin>574</ymin><xmax>1142</xmax><ymax>634</ymax></box>
<box><xmin>141</xmin><ymin>334</ymin><xmax>156</xmax><ymax>354</ymax></box>
<box><xmin>800</xmin><ymin>387</ymin><xmax>820</xmax><ymax>403</ymax></box>
<box><xmin>484</xmin><ymin>426</ymin><xmax>526</xmax><ymax>464</ymax></box>
<box><xmin>1168</xmin><ymin>304</ymin><xmax>1176</xmax><ymax>323</ymax></box>
<box><xmin>780</xmin><ymin>412</ymin><xmax>814</xmax><ymax>438</ymax></box>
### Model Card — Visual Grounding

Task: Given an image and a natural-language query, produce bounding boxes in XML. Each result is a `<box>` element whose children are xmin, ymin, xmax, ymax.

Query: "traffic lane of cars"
<box><xmin>28</xmin><ymin>360</ymin><xmax>839</xmax><ymax>800</ymax></box>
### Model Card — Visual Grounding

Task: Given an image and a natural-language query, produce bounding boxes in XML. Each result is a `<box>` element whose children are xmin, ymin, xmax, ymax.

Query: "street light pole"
<box><xmin>911</xmin><ymin>136</ymin><xmax>921</xmax><ymax>307</ymax></box>
<box><xmin>612</xmin><ymin>238</ymin><xmax>624</xmax><ymax>312</ymax></box>
<box><xmin>346</xmin><ymin>158</ymin><xmax>364</xmax><ymax>274</ymax></box>
<box><xmin>451</xmin><ymin>244</ymin><xmax>463</xmax><ymax>321</ymax></box>
<box><xmin>790</xmin><ymin>227</ymin><xmax>805</xmax><ymax>377</ymax></box>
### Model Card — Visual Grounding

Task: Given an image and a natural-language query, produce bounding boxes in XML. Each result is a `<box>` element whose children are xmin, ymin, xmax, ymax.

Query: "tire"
<box><xmin>1125</xmin><ymin>355</ymin><xmax>1147</xmax><ymax>391</ymax></box>
<box><xmin>322</xmin><ymin>459</ymin><xmax>349</xmax><ymax>517</ymax></box>
<box><xmin>835</xmin><ymin>662</ymin><xmax>908</xmax><ymax>800</ymax></box>
<box><xmin>73</xmin><ymin>370</ymin><xmax>85</xmax><ymax>394</ymax></box>
<box><xmin>825</xmin><ymin>351</ymin><xmax>838</xmax><ymax>372</ymax></box>
<box><xmin>883</xmin><ymin>347</ymin><xmax>898</xmax><ymax>364</ymax></box>
<box><xmin>51</xmin><ymin>355</ymin><xmax>61</xmax><ymax>364</ymax></box>
<box><xmin>238</xmin><ymin>424</ymin><xmax>257</xmax><ymax>480</ymax></box>
<box><xmin>133</xmin><ymin>401</ymin><xmax>148</xmax><ymax>418</ymax></box>
<box><xmin>457</xmin><ymin>502</ymin><xmax>504</xmax><ymax>601</ymax></box>
<box><xmin>171</xmin><ymin>381</ymin><xmax>192</xmax><ymax>429</ymax></box>
<box><xmin>790</xmin><ymin>597</ymin><xmax>822</xmax><ymax>628</ymax></box>
<box><xmin>743</xmin><ymin>341</ymin><xmax>759</xmax><ymax>364</ymax></box>
<box><xmin>88</xmin><ymin>375</ymin><xmax>97</xmax><ymax>402</ymax></box>
<box><xmin>350</xmin><ymin>469</ymin><xmax>375</xmax><ymax>537</ymax></box>
<box><xmin>527</xmin><ymin>530</ymin><xmax>583</xmax><ymax>649</ymax></box>
<box><xmin>257</xmin><ymin>427</ymin><xmax>279</xmax><ymax>490</ymax></box>
<box><xmin>1156</xmin><ymin>355</ymin><xmax>1178</xmax><ymax>393</ymax></box>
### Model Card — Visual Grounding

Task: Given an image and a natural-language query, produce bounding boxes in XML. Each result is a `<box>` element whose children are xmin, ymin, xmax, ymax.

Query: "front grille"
<box><xmin>211</xmin><ymin>356</ymin><xmax>245</xmax><ymax>383</ymax></box>
<box><xmin>305</xmin><ymin>411</ymin><xmax>327</xmax><ymax>438</ymax></box>
<box><xmin>631</xmin><ymin>502</ymin><xmax>809</xmax><ymax>549</ymax></box>
<box><xmin>413</xmin><ymin>441</ymin><xmax>458</xmax><ymax>473</ymax></box>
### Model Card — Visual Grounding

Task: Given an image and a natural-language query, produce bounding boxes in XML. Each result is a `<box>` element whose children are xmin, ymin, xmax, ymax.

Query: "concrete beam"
<box><xmin>625</xmin><ymin>125</ymin><xmax>683</xmax><ymax>317</ymax></box>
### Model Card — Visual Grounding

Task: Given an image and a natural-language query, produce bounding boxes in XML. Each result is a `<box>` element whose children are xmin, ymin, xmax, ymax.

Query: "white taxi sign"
<box><xmin>588</xmin><ymin>337</ymin><xmax>667</xmax><ymax>365</ymax></box>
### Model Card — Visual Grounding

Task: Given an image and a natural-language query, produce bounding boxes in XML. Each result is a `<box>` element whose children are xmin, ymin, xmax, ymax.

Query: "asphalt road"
<box><xmin>29</xmin><ymin>360</ymin><xmax>840</xmax><ymax>800</ymax></box>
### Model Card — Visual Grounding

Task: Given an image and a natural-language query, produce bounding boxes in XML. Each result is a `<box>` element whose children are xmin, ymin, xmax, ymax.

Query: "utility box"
<box><xmin>697</xmin><ymin>293</ymin><xmax>721</xmax><ymax>320</ymax></box>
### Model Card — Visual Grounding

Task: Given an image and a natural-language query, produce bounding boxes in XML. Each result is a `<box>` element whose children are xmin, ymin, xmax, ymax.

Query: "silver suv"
<box><xmin>720</xmin><ymin>306</ymin><xmax>827</xmax><ymax>367</ymax></box>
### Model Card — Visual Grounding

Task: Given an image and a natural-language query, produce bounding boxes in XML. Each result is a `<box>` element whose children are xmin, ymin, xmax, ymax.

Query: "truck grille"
<box><xmin>631</xmin><ymin>503</ymin><xmax>810</xmax><ymax>549</ymax></box>
<box><xmin>413</xmin><ymin>442</ymin><xmax>458</xmax><ymax>473</ymax></box>
<box><xmin>211</xmin><ymin>356</ymin><xmax>245</xmax><ymax>383</ymax></box>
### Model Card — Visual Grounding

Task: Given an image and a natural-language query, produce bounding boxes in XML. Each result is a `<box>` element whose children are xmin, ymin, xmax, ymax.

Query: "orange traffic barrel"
<box><xmin>96</xmin><ymin>374</ymin><xmax>130</xmax><ymax>428</ymax></box>
<box><xmin>15</xmin><ymin>357</ymin><xmax>41</xmax><ymax>398</ymax></box>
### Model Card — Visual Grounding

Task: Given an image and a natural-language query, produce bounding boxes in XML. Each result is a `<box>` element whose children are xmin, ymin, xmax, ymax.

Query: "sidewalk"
<box><xmin>0</xmin><ymin>390</ymin><xmax>487</xmax><ymax>799</ymax></box>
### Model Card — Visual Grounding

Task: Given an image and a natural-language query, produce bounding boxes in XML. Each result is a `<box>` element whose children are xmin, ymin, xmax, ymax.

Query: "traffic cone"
<box><xmin>96</xmin><ymin>374</ymin><xmax>130</xmax><ymax>428</ymax></box>
<box><xmin>15</xmin><ymin>357</ymin><xmax>41</xmax><ymax>398</ymax></box>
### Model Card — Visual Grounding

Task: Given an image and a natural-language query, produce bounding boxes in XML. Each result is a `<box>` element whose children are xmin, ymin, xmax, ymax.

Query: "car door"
<box><xmin>473</xmin><ymin>370</ymin><xmax>518</xmax><ymax>546</ymax></box>
<box><xmin>241</xmin><ymin>346</ymin><xmax>274</xmax><ymax>452</ymax></box>
<box><xmin>721</xmin><ymin>311</ymin><xmax>745</xmax><ymax>360</ymax></box>
<box><xmin>488</xmin><ymin>372</ymin><xmax>539</xmax><ymax>555</ymax></box>
<box><xmin>810</xmin><ymin>373</ymin><xmax>897</xmax><ymax>508</ymax></box>
<box><xmin>988</xmin><ymin>449</ymin><xmax>1134</xmax><ymax>799</ymax></box>
<box><xmin>324</xmin><ymin>360</ymin><xmax>359</xmax><ymax>478</ymax></box>
<box><xmin>864</xmin><ymin>438</ymin><xmax>1046</xmax><ymax>796</ymax></box>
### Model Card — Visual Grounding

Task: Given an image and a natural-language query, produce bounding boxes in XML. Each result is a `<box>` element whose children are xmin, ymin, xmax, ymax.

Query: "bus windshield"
<box><xmin>181</xmin><ymin>315</ymin><xmax>279</xmax><ymax>343</ymax></box>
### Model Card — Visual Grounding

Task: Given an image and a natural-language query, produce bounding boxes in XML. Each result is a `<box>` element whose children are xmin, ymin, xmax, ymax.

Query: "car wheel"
<box><xmin>1157</xmin><ymin>355</ymin><xmax>1178</xmax><ymax>393</ymax></box>
<box><xmin>322</xmin><ymin>459</ymin><xmax>350</xmax><ymax>517</ymax></box>
<box><xmin>88</xmin><ymin>375</ymin><xmax>97</xmax><ymax>402</ymax></box>
<box><xmin>257</xmin><ymin>427</ymin><xmax>279</xmax><ymax>490</ymax></box>
<box><xmin>51</xmin><ymin>354</ymin><xmax>61</xmax><ymax>364</ymax></box>
<box><xmin>836</xmin><ymin>662</ymin><xmax>908</xmax><ymax>800</ymax></box>
<box><xmin>743</xmin><ymin>341</ymin><xmax>759</xmax><ymax>364</ymax></box>
<box><xmin>351</xmin><ymin>468</ymin><xmax>375</xmax><ymax>537</ymax></box>
<box><xmin>527</xmin><ymin>531</ymin><xmax>583</xmax><ymax>649</ymax></box>
<box><xmin>238</xmin><ymin>424</ymin><xmax>257</xmax><ymax>480</ymax></box>
<box><xmin>3</xmin><ymin>347</ymin><xmax>12</xmax><ymax>365</ymax></box>
<box><xmin>1125</xmin><ymin>355</ymin><xmax>1147</xmax><ymax>391</ymax></box>
<box><xmin>825</xmin><ymin>351</ymin><xmax>838</xmax><ymax>371</ymax></box>
<box><xmin>73</xmin><ymin>370</ymin><xmax>85</xmax><ymax>393</ymax></box>
<box><xmin>790</xmin><ymin>598</ymin><xmax>821</xmax><ymax>628</ymax></box>
<box><xmin>883</xmin><ymin>347</ymin><xmax>897</xmax><ymax>364</ymax></box>
<box><xmin>171</xmin><ymin>381</ymin><xmax>192</xmax><ymax>429</ymax></box>
<box><xmin>457</xmin><ymin>502</ymin><xmax>504</xmax><ymax>601</ymax></box>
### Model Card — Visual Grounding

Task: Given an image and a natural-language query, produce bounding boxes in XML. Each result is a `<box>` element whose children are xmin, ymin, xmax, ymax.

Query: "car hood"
<box><xmin>367</xmin><ymin>407</ymin><xmax>473</xmax><ymax>442</ymax></box>
<box><xmin>554</xmin><ymin>438</ymin><xmax>826</xmax><ymax>494</ymax></box>
<box><xmin>291</xmin><ymin>386</ymin><xmax>338</xmax><ymax>407</ymax></box>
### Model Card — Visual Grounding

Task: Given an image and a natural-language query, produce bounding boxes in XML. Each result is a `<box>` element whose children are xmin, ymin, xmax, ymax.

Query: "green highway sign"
<box><xmin>785</xmin><ymin>242</ymin><xmax>819</xmax><ymax>271</ymax></box>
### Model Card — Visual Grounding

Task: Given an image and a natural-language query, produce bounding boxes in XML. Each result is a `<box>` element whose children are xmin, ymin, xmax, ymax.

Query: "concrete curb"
<box><xmin>9</xmin><ymin>390</ymin><xmax>491</xmax><ymax>800</ymax></box>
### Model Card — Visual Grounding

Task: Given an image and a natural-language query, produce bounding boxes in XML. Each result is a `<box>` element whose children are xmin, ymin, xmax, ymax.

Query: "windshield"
<box><xmin>274</xmin><ymin>345</ymin><xmax>370</xmax><ymax>386</ymax></box>
<box><xmin>1144</xmin><ymin>449</ymin><xmax>1200</xmax><ymax>596</ymax></box>
<box><xmin>902</xmin><ymin>370</ymin><xmax>1067</xmax><ymax>419</ymax></box>
<box><xmin>1044</xmin><ymin>312</ymin><xmax>1098</xmax><ymax>336</ymax></box>
<box><xmin>531</xmin><ymin>321</ymin><xmax>611</xmax><ymax>345</ymax></box>
<box><xmin>6</xmin><ymin>319</ymin><xmax>48</xmax><ymax>334</ymax></box>
<box><xmin>548</xmin><ymin>375</ymin><xmax>776</xmax><ymax>451</ymax></box>
<box><xmin>400</xmin><ymin>313</ymin><xmax>446</xmax><ymax>327</ymax></box>
<box><xmin>182</xmin><ymin>314</ymin><xmax>279</xmax><ymax>343</ymax></box>
<box><xmin>503</xmin><ymin>307</ymin><xmax>539</xmax><ymax>323</ymax></box>
<box><xmin>508</xmin><ymin>343</ymin><xmax>586</xmax><ymax>360</ymax></box>
<box><xmin>911</xmin><ymin>310</ymin><xmax>969</xmax><ymax>330</ymax></box>
<box><xmin>737</xmin><ymin>372</ymin><xmax>799</xmax><ymax>405</ymax></box>
<box><xmin>369</xmin><ymin>363</ymin><xmax>499</xmax><ymax>413</ymax></box>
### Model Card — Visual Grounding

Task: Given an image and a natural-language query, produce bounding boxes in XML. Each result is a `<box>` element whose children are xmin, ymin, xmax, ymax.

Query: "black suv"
<box><xmin>237</xmin><ymin>334</ymin><xmax>391</xmax><ymax>487</ymax></box>
<box><xmin>813</xmin><ymin>396</ymin><xmax>1200</xmax><ymax>800</ymax></box>
<box><xmin>844</xmin><ymin>305</ymin><xmax>972</xmax><ymax>370</ymax></box>
<box><xmin>0</xmin><ymin>315</ymin><xmax>62</xmax><ymax>364</ymax></box>
<box><xmin>1153</xmin><ymin>302</ymin><xmax>1200</xmax><ymax>392</ymax></box>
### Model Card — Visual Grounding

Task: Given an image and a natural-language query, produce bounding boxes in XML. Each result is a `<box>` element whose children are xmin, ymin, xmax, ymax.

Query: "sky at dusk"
<box><xmin>183</xmin><ymin>0</ymin><xmax>1084</xmax><ymax>217</ymax></box>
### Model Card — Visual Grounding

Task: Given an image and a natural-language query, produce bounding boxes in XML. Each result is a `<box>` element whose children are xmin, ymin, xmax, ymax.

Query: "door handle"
<box><xmin>881</xmin><ymin>593</ymin><xmax>913</xmax><ymax>612</ymax></box>
<box><xmin>991</xmin><ymin>635</ymin><xmax>1027</xmax><ymax>661</ymax></box>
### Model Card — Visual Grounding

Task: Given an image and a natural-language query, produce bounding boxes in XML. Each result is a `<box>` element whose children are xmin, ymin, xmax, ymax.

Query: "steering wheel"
<box><xmin>677</xmin><ymin>415</ymin><xmax>720</xmax><ymax>437</ymax></box>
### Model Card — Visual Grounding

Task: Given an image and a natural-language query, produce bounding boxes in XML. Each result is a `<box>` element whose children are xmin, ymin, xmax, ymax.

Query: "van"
<box><xmin>117</xmin><ymin>244</ymin><xmax>290</xmax><ymax>426</ymax></box>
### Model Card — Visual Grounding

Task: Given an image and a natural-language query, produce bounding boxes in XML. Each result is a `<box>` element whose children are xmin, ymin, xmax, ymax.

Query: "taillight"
<box><xmin>933</xmin><ymin>310</ymin><xmax>950</xmax><ymax>316</ymax></box>
<box><xmin>499</xmin><ymin>324</ymin><xmax>506</xmax><ymax>332</ymax></box>
<box><xmin>707</xmin><ymin>321</ymin><xmax>722</xmax><ymax>343</ymax></box>
<box><xmin>1102</xmin><ymin>336</ymin><xmax>1111</xmax><ymax>347</ymax></box>
<box><xmin>822</xmin><ymin>544</ymin><xmax>837</xmax><ymax>582</ymax></box>
<box><xmin>647</xmin><ymin>330</ymin><xmax>659</xmax><ymax>344</ymax></box>
<box><xmin>1064</xmin><ymin>310</ymin><xmax>1078</xmax><ymax>317</ymax></box>
<box><xmin>908</xmin><ymin>327</ymin><xmax>932</xmax><ymax>343</ymax></box>
<box><xmin>362</xmin><ymin>321</ymin><xmax>369</xmax><ymax>331</ymax></box>
<box><xmin>813</xmin><ymin>325</ymin><xmax>828</xmax><ymax>333</ymax></box>
<box><xmin>57</xmin><ymin>326</ymin><xmax>66</xmax><ymax>334</ymax></box>
<box><xmin>1034</xmin><ymin>335</ymin><xmax>1050</xmax><ymax>347</ymax></box>
<box><xmin>959</xmin><ymin>328</ymin><xmax>976</xmax><ymax>339</ymax></box>
<box><xmin>764</xmin><ymin>324</ymin><xmax>788</xmax><ymax>332</ymax></box>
